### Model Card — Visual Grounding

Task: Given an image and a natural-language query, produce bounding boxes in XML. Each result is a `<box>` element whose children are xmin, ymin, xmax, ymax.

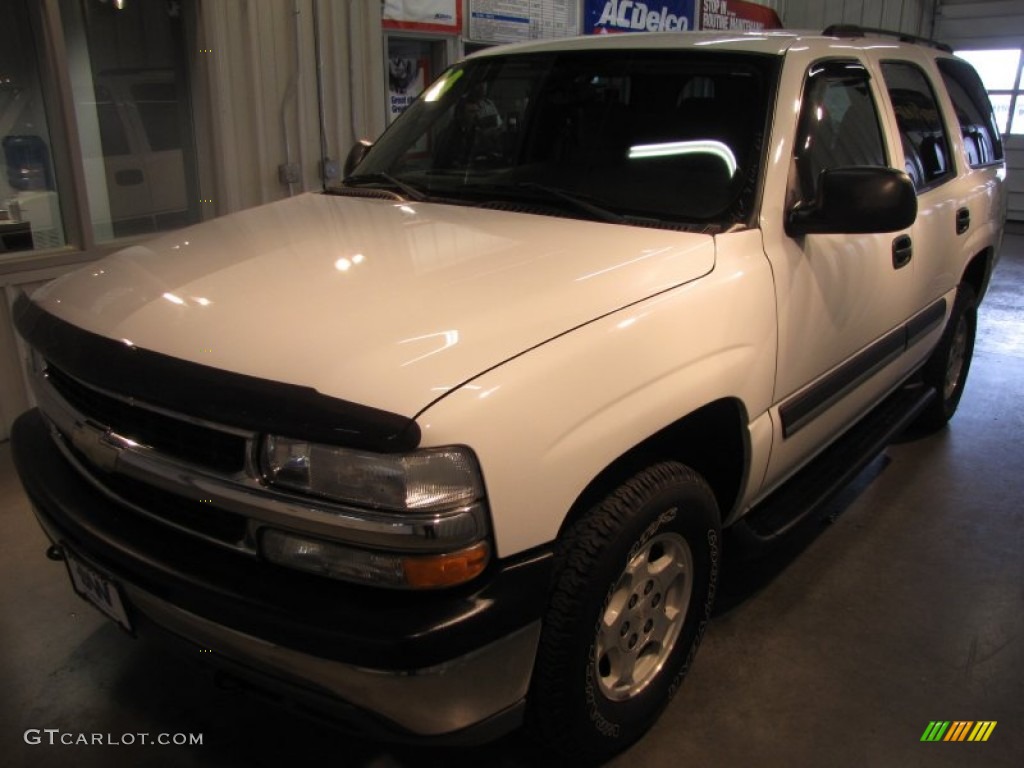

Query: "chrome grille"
<box><xmin>61</xmin><ymin>437</ymin><xmax>249</xmax><ymax>546</ymax></box>
<box><xmin>45</xmin><ymin>362</ymin><xmax>248</xmax><ymax>475</ymax></box>
<box><xmin>27</xmin><ymin>349</ymin><xmax>489</xmax><ymax>558</ymax></box>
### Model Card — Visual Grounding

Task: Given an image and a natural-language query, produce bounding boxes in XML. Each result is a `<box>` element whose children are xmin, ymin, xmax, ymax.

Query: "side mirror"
<box><xmin>343</xmin><ymin>139</ymin><xmax>373</xmax><ymax>178</ymax></box>
<box><xmin>786</xmin><ymin>167</ymin><xmax>917</xmax><ymax>237</ymax></box>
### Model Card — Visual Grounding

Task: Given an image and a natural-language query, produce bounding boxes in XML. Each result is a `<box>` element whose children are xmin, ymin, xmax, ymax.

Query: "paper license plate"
<box><xmin>64</xmin><ymin>548</ymin><xmax>133</xmax><ymax>632</ymax></box>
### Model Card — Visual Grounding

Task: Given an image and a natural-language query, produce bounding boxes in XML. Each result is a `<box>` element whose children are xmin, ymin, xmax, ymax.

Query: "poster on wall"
<box><xmin>584</xmin><ymin>0</ymin><xmax>696</xmax><ymax>34</ymax></box>
<box><xmin>388</xmin><ymin>55</ymin><xmax>428</xmax><ymax>123</ymax></box>
<box><xmin>697</xmin><ymin>0</ymin><xmax>781</xmax><ymax>31</ymax></box>
<box><xmin>382</xmin><ymin>0</ymin><xmax>461</xmax><ymax>34</ymax></box>
<box><xmin>469</xmin><ymin>0</ymin><xmax>579</xmax><ymax>44</ymax></box>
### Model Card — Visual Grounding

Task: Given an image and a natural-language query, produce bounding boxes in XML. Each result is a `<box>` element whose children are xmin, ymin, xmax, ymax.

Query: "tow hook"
<box><xmin>45</xmin><ymin>544</ymin><xmax>66</xmax><ymax>562</ymax></box>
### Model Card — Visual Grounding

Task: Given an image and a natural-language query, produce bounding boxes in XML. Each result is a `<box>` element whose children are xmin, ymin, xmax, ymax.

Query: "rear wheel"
<box><xmin>528</xmin><ymin>462</ymin><xmax>720</xmax><ymax>764</ymax></box>
<box><xmin>918</xmin><ymin>283</ymin><xmax>977</xmax><ymax>430</ymax></box>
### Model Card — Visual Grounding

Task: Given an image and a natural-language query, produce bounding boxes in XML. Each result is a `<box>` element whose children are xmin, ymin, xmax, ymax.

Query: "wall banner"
<box><xmin>469</xmin><ymin>0</ymin><xmax>579</xmax><ymax>44</ymax></box>
<box><xmin>584</xmin><ymin>0</ymin><xmax>695</xmax><ymax>34</ymax></box>
<box><xmin>382</xmin><ymin>0</ymin><xmax>461</xmax><ymax>34</ymax></box>
<box><xmin>697</xmin><ymin>0</ymin><xmax>782</xmax><ymax>31</ymax></box>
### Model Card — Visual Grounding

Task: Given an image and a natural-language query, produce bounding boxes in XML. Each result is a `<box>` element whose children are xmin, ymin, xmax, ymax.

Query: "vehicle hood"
<box><xmin>31</xmin><ymin>193</ymin><xmax>715</xmax><ymax>416</ymax></box>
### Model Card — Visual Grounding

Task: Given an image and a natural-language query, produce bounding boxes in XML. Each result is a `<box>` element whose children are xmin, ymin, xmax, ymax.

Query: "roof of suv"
<box><xmin>466</xmin><ymin>29</ymin><xmax>944</xmax><ymax>59</ymax></box>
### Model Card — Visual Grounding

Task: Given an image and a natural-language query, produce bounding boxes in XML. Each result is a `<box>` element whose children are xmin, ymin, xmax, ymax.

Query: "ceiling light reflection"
<box><xmin>628</xmin><ymin>140</ymin><xmax>737</xmax><ymax>176</ymax></box>
<box><xmin>400</xmin><ymin>330</ymin><xmax>460</xmax><ymax>367</ymax></box>
<box><xmin>335</xmin><ymin>253</ymin><xmax>366</xmax><ymax>272</ymax></box>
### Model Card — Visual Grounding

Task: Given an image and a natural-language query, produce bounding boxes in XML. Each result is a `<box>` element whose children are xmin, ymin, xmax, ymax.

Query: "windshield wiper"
<box><xmin>344</xmin><ymin>172</ymin><xmax>426</xmax><ymax>202</ymax></box>
<box><xmin>512</xmin><ymin>182</ymin><xmax>625</xmax><ymax>224</ymax></box>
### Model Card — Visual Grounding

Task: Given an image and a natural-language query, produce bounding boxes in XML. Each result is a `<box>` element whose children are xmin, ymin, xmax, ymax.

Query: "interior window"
<box><xmin>881</xmin><ymin>61</ymin><xmax>955</xmax><ymax>190</ymax></box>
<box><xmin>94</xmin><ymin>84</ymin><xmax>131</xmax><ymax>157</ymax></box>
<box><xmin>1</xmin><ymin>0</ymin><xmax>67</xmax><ymax>253</ymax></box>
<box><xmin>790</xmin><ymin>60</ymin><xmax>887</xmax><ymax>205</ymax></box>
<box><xmin>59</xmin><ymin>0</ymin><xmax>198</xmax><ymax>241</ymax></box>
<box><xmin>131</xmin><ymin>81</ymin><xmax>183</xmax><ymax>152</ymax></box>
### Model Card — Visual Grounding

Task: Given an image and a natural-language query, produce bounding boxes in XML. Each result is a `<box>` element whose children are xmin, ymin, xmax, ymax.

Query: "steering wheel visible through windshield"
<box><xmin>343</xmin><ymin>49</ymin><xmax>779</xmax><ymax>231</ymax></box>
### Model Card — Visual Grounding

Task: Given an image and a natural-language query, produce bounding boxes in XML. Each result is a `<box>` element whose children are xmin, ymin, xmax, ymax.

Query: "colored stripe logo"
<box><xmin>921</xmin><ymin>721</ymin><xmax>997</xmax><ymax>742</ymax></box>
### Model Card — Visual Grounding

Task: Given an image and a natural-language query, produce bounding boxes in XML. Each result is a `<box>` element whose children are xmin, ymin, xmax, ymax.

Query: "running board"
<box><xmin>733</xmin><ymin>383</ymin><xmax>937</xmax><ymax>547</ymax></box>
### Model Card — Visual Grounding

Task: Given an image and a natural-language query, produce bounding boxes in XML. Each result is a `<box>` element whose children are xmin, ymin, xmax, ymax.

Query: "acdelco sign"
<box><xmin>586</xmin><ymin>0</ymin><xmax>695</xmax><ymax>33</ymax></box>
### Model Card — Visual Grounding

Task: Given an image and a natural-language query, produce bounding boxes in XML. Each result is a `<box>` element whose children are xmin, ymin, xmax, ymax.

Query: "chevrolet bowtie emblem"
<box><xmin>70</xmin><ymin>421</ymin><xmax>122</xmax><ymax>472</ymax></box>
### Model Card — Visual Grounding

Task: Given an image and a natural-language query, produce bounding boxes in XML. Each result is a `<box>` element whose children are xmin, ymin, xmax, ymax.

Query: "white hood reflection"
<box><xmin>33</xmin><ymin>193</ymin><xmax>715</xmax><ymax>415</ymax></box>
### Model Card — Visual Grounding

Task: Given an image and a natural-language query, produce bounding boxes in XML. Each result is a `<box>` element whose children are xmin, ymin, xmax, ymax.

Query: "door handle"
<box><xmin>956</xmin><ymin>207</ymin><xmax>970</xmax><ymax>235</ymax></box>
<box><xmin>892</xmin><ymin>235</ymin><xmax>913</xmax><ymax>269</ymax></box>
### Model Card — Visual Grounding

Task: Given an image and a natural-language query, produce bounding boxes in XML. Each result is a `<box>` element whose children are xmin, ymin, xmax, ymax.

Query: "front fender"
<box><xmin>416</xmin><ymin>230</ymin><xmax>777</xmax><ymax>557</ymax></box>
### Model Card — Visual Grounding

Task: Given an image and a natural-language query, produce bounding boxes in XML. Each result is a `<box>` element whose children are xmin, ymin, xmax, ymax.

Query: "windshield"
<box><xmin>344</xmin><ymin>49</ymin><xmax>778</xmax><ymax>230</ymax></box>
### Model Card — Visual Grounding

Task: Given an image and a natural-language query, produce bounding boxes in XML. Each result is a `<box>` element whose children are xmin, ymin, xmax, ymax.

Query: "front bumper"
<box><xmin>12</xmin><ymin>408</ymin><xmax>552</xmax><ymax>741</ymax></box>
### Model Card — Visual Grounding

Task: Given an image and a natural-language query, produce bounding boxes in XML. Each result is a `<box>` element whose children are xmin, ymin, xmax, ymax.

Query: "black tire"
<box><xmin>527</xmin><ymin>462</ymin><xmax>720</xmax><ymax>764</ymax></box>
<box><xmin>918</xmin><ymin>283</ymin><xmax>977</xmax><ymax>431</ymax></box>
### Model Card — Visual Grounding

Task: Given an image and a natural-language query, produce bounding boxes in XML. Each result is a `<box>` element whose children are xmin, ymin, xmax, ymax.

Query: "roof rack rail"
<box><xmin>822</xmin><ymin>24</ymin><xmax>953</xmax><ymax>53</ymax></box>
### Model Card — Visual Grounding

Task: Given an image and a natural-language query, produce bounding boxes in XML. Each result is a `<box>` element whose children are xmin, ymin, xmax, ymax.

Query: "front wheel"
<box><xmin>918</xmin><ymin>283</ymin><xmax>977</xmax><ymax>431</ymax></box>
<box><xmin>527</xmin><ymin>462</ymin><xmax>720</xmax><ymax>764</ymax></box>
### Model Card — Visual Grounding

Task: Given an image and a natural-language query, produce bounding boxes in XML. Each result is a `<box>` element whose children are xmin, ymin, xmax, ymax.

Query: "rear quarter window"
<box><xmin>936</xmin><ymin>57</ymin><xmax>1005</xmax><ymax>168</ymax></box>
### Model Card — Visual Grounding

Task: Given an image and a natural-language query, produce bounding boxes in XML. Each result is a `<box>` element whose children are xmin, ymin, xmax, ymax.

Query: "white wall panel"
<box><xmin>937</xmin><ymin>0</ymin><xmax>1024</xmax><ymax>48</ymax></box>
<box><xmin>195</xmin><ymin>0</ymin><xmax>386</xmax><ymax>217</ymax></box>
<box><xmin>774</xmin><ymin>0</ymin><xmax>936</xmax><ymax>36</ymax></box>
<box><xmin>1005</xmin><ymin>139</ymin><xmax>1024</xmax><ymax>221</ymax></box>
<box><xmin>841</xmin><ymin>0</ymin><xmax>866</xmax><ymax>26</ymax></box>
<box><xmin>879</xmin><ymin>2</ymin><xmax>910</xmax><ymax>32</ymax></box>
<box><xmin>858</xmin><ymin>1</ymin><xmax>884</xmax><ymax>28</ymax></box>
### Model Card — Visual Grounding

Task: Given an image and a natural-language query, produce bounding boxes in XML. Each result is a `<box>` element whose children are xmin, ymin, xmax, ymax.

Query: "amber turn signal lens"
<box><xmin>402</xmin><ymin>541</ymin><xmax>490</xmax><ymax>588</ymax></box>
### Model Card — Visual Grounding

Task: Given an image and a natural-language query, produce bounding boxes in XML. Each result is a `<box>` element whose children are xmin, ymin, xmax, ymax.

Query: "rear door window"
<box><xmin>881</xmin><ymin>61</ymin><xmax>955</xmax><ymax>190</ymax></box>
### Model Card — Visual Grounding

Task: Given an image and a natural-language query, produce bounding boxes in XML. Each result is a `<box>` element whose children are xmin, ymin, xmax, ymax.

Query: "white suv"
<box><xmin>11</xmin><ymin>27</ymin><xmax>1006</xmax><ymax>763</ymax></box>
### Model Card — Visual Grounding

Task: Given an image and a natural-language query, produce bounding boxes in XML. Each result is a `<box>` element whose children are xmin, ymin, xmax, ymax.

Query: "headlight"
<box><xmin>259</xmin><ymin>436</ymin><xmax>491</xmax><ymax>588</ymax></box>
<box><xmin>261</xmin><ymin>436</ymin><xmax>484</xmax><ymax>511</ymax></box>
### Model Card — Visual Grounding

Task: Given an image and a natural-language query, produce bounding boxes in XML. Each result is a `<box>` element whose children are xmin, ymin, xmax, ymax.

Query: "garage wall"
<box><xmin>769</xmin><ymin>0</ymin><xmax>936</xmax><ymax>36</ymax></box>
<box><xmin>936</xmin><ymin>1</ymin><xmax>1024</xmax><ymax>222</ymax></box>
<box><xmin>935</xmin><ymin>0</ymin><xmax>1024</xmax><ymax>48</ymax></box>
<box><xmin>195</xmin><ymin>0</ymin><xmax>387</xmax><ymax>217</ymax></box>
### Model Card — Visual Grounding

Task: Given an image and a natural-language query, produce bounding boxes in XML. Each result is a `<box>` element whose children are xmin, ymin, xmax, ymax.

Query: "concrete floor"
<box><xmin>2</xmin><ymin>228</ymin><xmax>1023</xmax><ymax>768</ymax></box>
